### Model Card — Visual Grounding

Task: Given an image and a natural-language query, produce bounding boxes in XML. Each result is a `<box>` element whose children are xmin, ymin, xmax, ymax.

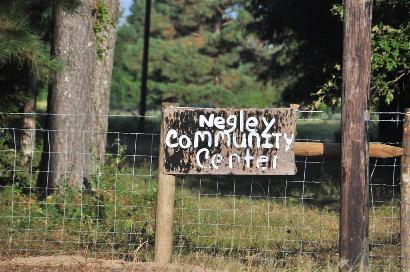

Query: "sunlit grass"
<box><xmin>173</xmin><ymin>190</ymin><xmax>400</xmax><ymax>270</ymax></box>
<box><xmin>0</xmin><ymin>176</ymin><xmax>401</xmax><ymax>271</ymax></box>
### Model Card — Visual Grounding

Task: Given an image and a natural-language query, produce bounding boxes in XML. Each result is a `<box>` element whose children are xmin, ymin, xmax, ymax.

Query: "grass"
<box><xmin>0</xmin><ymin>115</ymin><xmax>401</xmax><ymax>271</ymax></box>
<box><xmin>297</xmin><ymin>119</ymin><xmax>340</xmax><ymax>142</ymax></box>
<box><xmin>0</xmin><ymin>171</ymin><xmax>400</xmax><ymax>271</ymax></box>
<box><xmin>171</xmin><ymin>180</ymin><xmax>400</xmax><ymax>271</ymax></box>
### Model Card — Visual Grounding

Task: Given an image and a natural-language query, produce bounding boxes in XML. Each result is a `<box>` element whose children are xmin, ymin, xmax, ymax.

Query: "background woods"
<box><xmin>1</xmin><ymin>0</ymin><xmax>409</xmax><ymax>131</ymax></box>
<box><xmin>112</xmin><ymin>0</ymin><xmax>409</xmax><ymax>120</ymax></box>
<box><xmin>0</xmin><ymin>0</ymin><xmax>119</xmax><ymax>191</ymax></box>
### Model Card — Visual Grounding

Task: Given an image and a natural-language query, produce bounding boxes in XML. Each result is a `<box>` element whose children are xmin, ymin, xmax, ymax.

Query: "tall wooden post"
<box><xmin>139</xmin><ymin>0</ymin><xmax>152</xmax><ymax>132</ymax></box>
<box><xmin>154</xmin><ymin>102</ymin><xmax>177</xmax><ymax>263</ymax></box>
<box><xmin>401</xmin><ymin>109</ymin><xmax>410</xmax><ymax>270</ymax></box>
<box><xmin>340</xmin><ymin>0</ymin><xmax>372</xmax><ymax>271</ymax></box>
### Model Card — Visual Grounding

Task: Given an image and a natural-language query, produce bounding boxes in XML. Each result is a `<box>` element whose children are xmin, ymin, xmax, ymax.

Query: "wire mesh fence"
<box><xmin>0</xmin><ymin>111</ymin><xmax>403</xmax><ymax>270</ymax></box>
<box><xmin>368</xmin><ymin>112</ymin><xmax>402</xmax><ymax>271</ymax></box>
<box><xmin>0</xmin><ymin>113</ymin><xmax>160</xmax><ymax>261</ymax></box>
<box><xmin>172</xmin><ymin>111</ymin><xmax>402</xmax><ymax>270</ymax></box>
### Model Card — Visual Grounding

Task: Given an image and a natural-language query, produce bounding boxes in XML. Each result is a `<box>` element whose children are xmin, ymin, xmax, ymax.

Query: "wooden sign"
<box><xmin>162</xmin><ymin>107</ymin><xmax>296</xmax><ymax>175</ymax></box>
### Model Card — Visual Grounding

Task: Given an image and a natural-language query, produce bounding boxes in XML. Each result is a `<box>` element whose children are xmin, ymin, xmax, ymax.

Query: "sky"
<box><xmin>120</xmin><ymin>0</ymin><xmax>132</xmax><ymax>20</ymax></box>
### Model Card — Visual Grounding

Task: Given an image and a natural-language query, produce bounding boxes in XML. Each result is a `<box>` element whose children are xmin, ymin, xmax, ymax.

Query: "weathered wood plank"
<box><xmin>162</xmin><ymin>107</ymin><xmax>297</xmax><ymax>175</ymax></box>
<box><xmin>294</xmin><ymin>142</ymin><xmax>402</xmax><ymax>158</ymax></box>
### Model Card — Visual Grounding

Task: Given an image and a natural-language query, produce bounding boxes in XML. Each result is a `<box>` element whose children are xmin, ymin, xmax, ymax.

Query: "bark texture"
<box><xmin>91</xmin><ymin>0</ymin><xmax>119</xmax><ymax>172</ymax></box>
<box><xmin>38</xmin><ymin>0</ymin><xmax>119</xmax><ymax>192</ymax></box>
<box><xmin>20</xmin><ymin>72</ymin><xmax>37</xmax><ymax>164</ymax></box>
<box><xmin>339</xmin><ymin>0</ymin><xmax>372</xmax><ymax>271</ymax></box>
<box><xmin>401</xmin><ymin>109</ymin><xmax>410</xmax><ymax>270</ymax></box>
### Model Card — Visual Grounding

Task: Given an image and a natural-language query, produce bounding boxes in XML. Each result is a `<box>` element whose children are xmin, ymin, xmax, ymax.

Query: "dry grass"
<box><xmin>172</xmin><ymin>192</ymin><xmax>400</xmax><ymax>271</ymax></box>
<box><xmin>0</xmin><ymin>177</ymin><xmax>401</xmax><ymax>271</ymax></box>
<box><xmin>0</xmin><ymin>255</ymin><xmax>209</xmax><ymax>272</ymax></box>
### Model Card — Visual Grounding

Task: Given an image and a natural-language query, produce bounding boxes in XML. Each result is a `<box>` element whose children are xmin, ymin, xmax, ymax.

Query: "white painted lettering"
<box><xmin>214</xmin><ymin>116</ymin><xmax>225</xmax><ymax>129</ymax></box>
<box><xmin>196</xmin><ymin>148</ymin><xmax>210</xmax><ymax>168</ymax></box>
<box><xmin>214</xmin><ymin>131</ymin><xmax>231</xmax><ymax>147</ymax></box>
<box><xmin>179</xmin><ymin>135</ymin><xmax>192</xmax><ymax>149</ymax></box>
<box><xmin>271</xmin><ymin>155</ymin><xmax>278</xmax><ymax>169</ymax></box>
<box><xmin>257</xmin><ymin>155</ymin><xmax>269</xmax><ymax>170</ymax></box>
<box><xmin>229</xmin><ymin>153</ymin><xmax>241</xmax><ymax>169</ymax></box>
<box><xmin>272</xmin><ymin>133</ymin><xmax>282</xmax><ymax>149</ymax></box>
<box><xmin>261</xmin><ymin>134</ymin><xmax>273</xmax><ymax>148</ymax></box>
<box><xmin>232</xmin><ymin>133</ymin><xmax>247</xmax><ymax>148</ymax></box>
<box><xmin>211</xmin><ymin>154</ymin><xmax>223</xmax><ymax>169</ymax></box>
<box><xmin>244</xmin><ymin>149</ymin><xmax>255</xmax><ymax>168</ymax></box>
<box><xmin>239</xmin><ymin>110</ymin><xmax>244</xmax><ymax>132</ymax></box>
<box><xmin>225</xmin><ymin>115</ymin><xmax>237</xmax><ymax>133</ymax></box>
<box><xmin>199</xmin><ymin>114</ymin><xmax>215</xmax><ymax>128</ymax></box>
<box><xmin>247</xmin><ymin>132</ymin><xmax>261</xmax><ymax>148</ymax></box>
<box><xmin>246</xmin><ymin>117</ymin><xmax>258</xmax><ymax>132</ymax></box>
<box><xmin>165</xmin><ymin>129</ymin><xmax>178</xmax><ymax>148</ymax></box>
<box><xmin>262</xmin><ymin>117</ymin><xmax>276</xmax><ymax>135</ymax></box>
<box><xmin>194</xmin><ymin>131</ymin><xmax>212</xmax><ymax>148</ymax></box>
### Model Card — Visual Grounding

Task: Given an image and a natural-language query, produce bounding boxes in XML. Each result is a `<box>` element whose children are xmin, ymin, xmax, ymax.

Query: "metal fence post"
<box><xmin>401</xmin><ymin>109</ymin><xmax>410</xmax><ymax>270</ymax></box>
<box><xmin>154</xmin><ymin>102</ymin><xmax>177</xmax><ymax>263</ymax></box>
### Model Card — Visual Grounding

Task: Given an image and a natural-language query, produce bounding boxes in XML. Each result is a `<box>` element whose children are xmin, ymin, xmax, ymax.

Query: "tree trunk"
<box><xmin>38</xmin><ymin>0</ymin><xmax>119</xmax><ymax>193</ymax></box>
<box><xmin>20</xmin><ymin>71</ymin><xmax>37</xmax><ymax>164</ymax></box>
<box><xmin>91</xmin><ymin>0</ymin><xmax>119</xmax><ymax>173</ymax></box>
<box><xmin>38</xmin><ymin>0</ymin><xmax>96</xmax><ymax>192</ymax></box>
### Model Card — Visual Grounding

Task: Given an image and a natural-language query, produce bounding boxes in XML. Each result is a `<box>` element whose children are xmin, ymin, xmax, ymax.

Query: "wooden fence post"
<box><xmin>401</xmin><ymin>109</ymin><xmax>410</xmax><ymax>270</ymax></box>
<box><xmin>340</xmin><ymin>0</ymin><xmax>372</xmax><ymax>271</ymax></box>
<box><xmin>154</xmin><ymin>102</ymin><xmax>177</xmax><ymax>263</ymax></box>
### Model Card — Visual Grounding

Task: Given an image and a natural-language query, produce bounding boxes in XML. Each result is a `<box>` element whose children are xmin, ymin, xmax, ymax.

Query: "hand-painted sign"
<box><xmin>162</xmin><ymin>107</ymin><xmax>296</xmax><ymax>175</ymax></box>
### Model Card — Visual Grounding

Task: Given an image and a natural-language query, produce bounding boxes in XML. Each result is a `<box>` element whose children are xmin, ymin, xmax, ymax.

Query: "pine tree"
<box><xmin>0</xmin><ymin>0</ymin><xmax>61</xmax><ymax>162</ymax></box>
<box><xmin>111</xmin><ymin>0</ymin><xmax>282</xmax><ymax>111</ymax></box>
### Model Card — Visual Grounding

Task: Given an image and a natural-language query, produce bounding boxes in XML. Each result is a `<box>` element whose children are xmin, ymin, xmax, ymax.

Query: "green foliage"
<box><xmin>0</xmin><ymin>138</ymin><xmax>157</xmax><ymax>258</ymax></box>
<box><xmin>248</xmin><ymin>0</ymin><xmax>343</xmax><ymax>106</ymax></box>
<box><xmin>249</xmin><ymin>0</ymin><xmax>410</xmax><ymax>111</ymax></box>
<box><xmin>111</xmin><ymin>0</ymin><xmax>283</xmax><ymax>110</ymax></box>
<box><xmin>372</xmin><ymin>23</ymin><xmax>409</xmax><ymax>105</ymax></box>
<box><xmin>94</xmin><ymin>0</ymin><xmax>113</xmax><ymax>60</ymax></box>
<box><xmin>0</xmin><ymin>119</ymin><xmax>399</xmax><ymax>268</ymax></box>
<box><xmin>0</xmin><ymin>1</ymin><xmax>60</xmax><ymax>78</ymax></box>
<box><xmin>0</xmin><ymin>91</ymin><xmax>27</xmax><ymax>114</ymax></box>
<box><xmin>0</xmin><ymin>0</ymin><xmax>60</xmax><ymax>113</ymax></box>
<box><xmin>0</xmin><ymin>0</ymin><xmax>81</xmax><ymax>113</ymax></box>
<box><xmin>312</xmin><ymin>1</ymin><xmax>410</xmax><ymax>110</ymax></box>
<box><xmin>0</xmin><ymin>129</ymin><xmax>41</xmax><ymax>189</ymax></box>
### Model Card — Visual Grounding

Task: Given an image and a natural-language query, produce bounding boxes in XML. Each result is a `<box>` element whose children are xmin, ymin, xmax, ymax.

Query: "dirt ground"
<box><xmin>0</xmin><ymin>255</ymin><xmax>209</xmax><ymax>272</ymax></box>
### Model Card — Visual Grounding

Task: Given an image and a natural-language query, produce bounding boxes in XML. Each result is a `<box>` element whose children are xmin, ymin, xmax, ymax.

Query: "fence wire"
<box><xmin>0</xmin><ymin>113</ymin><xmax>160</xmax><ymax>262</ymax></box>
<box><xmin>0</xmin><ymin>111</ymin><xmax>403</xmax><ymax>270</ymax></box>
<box><xmin>368</xmin><ymin>111</ymin><xmax>402</xmax><ymax>271</ymax></box>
